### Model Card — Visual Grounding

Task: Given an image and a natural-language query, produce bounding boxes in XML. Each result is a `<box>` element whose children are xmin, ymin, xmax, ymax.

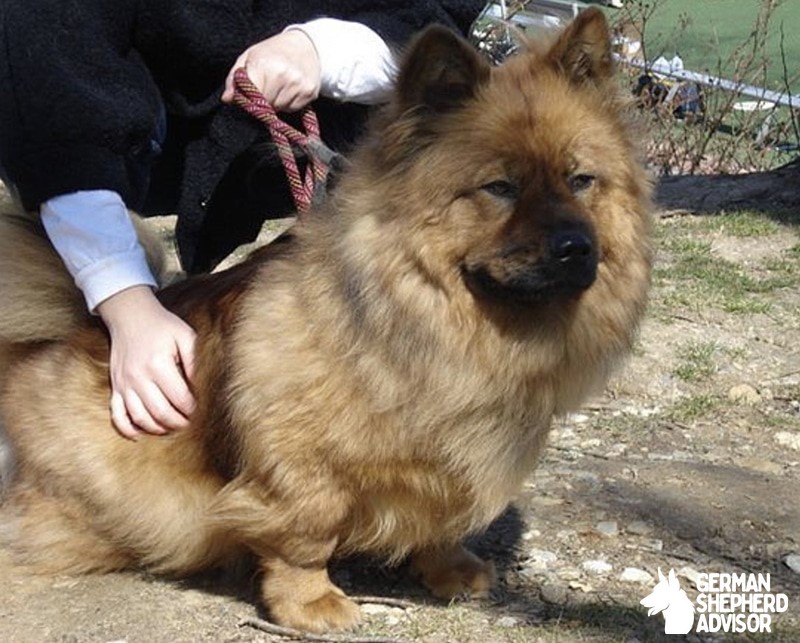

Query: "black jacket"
<box><xmin>0</xmin><ymin>0</ymin><xmax>483</xmax><ymax>271</ymax></box>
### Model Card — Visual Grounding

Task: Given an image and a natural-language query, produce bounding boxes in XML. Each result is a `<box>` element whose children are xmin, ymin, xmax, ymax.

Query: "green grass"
<box><xmin>694</xmin><ymin>212</ymin><xmax>784</xmax><ymax>237</ymax></box>
<box><xmin>673</xmin><ymin>340</ymin><xmax>718</xmax><ymax>382</ymax></box>
<box><xmin>626</xmin><ymin>0</ymin><xmax>800</xmax><ymax>94</ymax></box>
<box><xmin>604</xmin><ymin>0</ymin><xmax>800</xmax><ymax>162</ymax></box>
<box><xmin>668</xmin><ymin>394</ymin><xmax>721</xmax><ymax>423</ymax></box>
<box><xmin>654</xmin><ymin>237</ymin><xmax>772</xmax><ymax>314</ymax></box>
<box><xmin>652</xmin><ymin>212</ymin><xmax>800</xmax><ymax>315</ymax></box>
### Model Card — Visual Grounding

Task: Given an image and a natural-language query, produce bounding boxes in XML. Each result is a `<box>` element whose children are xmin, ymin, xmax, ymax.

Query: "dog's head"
<box><xmin>347</xmin><ymin>8</ymin><xmax>651</xmax><ymax>319</ymax></box>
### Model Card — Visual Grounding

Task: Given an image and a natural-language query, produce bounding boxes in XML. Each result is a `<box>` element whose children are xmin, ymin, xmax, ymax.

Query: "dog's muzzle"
<box><xmin>462</xmin><ymin>223</ymin><xmax>599</xmax><ymax>305</ymax></box>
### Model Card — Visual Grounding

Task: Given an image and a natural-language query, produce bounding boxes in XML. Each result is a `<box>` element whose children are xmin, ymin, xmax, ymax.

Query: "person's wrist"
<box><xmin>282</xmin><ymin>26</ymin><xmax>322</xmax><ymax>80</ymax></box>
<box><xmin>96</xmin><ymin>285</ymin><xmax>158</xmax><ymax>330</ymax></box>
<box><xmin>284</xmin><ymin>26</ymin><xmax>319</xmax><ymax>55</ymax></box>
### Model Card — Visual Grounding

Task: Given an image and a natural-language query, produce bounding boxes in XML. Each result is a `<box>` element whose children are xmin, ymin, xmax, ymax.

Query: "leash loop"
<box><xmin>232</xmin><ymin>68</ymin><xmax>336</xmax><ymax>214</ymax></box>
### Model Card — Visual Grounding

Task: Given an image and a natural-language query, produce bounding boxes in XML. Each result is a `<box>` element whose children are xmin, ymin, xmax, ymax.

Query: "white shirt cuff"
<box><xmin>40</xmin><ymin>190</ymin><xmax>158</xmax><ymax>312</ymax></box>
<box><xmin>285</xmin><ymin>18</ymin><xmax>397</xmax><ymax>104</ymax></box>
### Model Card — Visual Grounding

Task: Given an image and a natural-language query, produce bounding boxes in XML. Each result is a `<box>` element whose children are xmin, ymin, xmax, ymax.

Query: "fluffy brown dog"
<box><xmin>0</xmin><ymin>9</ymin><xmax>651</xmax><ymax>633</ymax></box>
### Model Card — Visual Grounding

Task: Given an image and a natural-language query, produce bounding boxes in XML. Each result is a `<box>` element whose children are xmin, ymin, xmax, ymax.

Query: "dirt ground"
<box><xmin>1</xmin><ymin>205</ymin><xmax>799</xmax><ymax>643</ymax></box>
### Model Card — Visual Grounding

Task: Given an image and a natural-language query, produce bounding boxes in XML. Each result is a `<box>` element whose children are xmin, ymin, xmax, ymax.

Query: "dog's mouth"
<box><xmin>462</xmin><ymin>259</ymin><xmax>597</xmax><ymax>305</ymax></box>
<box><xmin>461</xmin><ymin>229</ymin><xmax>599</xmax><ymax>305</ymax></box>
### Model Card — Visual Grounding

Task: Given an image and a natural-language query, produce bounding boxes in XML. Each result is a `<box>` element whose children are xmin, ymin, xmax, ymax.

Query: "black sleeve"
<box><xmin>301</xmin><ymin>1</ymin><xmax>485</xmax><ymax>48</ymax></box>
<box><xmin>361</xmin><ymin>1</ymin><xmax>485</xmax><ymax>44</ymax></box>
<box><xmin>0</xmin><ymin>0</ymin><xmax>163</xmax><ymax>210</ymax></box>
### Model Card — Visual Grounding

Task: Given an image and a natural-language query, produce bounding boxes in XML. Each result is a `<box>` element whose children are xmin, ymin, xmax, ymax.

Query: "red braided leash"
<box><xmin>232</xmin><ymin>68</ymin><xmax>334</xmax><ymax>214</ymax></box>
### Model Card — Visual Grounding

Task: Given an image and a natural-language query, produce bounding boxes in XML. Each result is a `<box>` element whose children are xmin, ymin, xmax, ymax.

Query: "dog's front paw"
<box><xmin>270</xmin><ymin>589</ymin><xmax>362</xmax><ymax>633</ymax></box>
<box><xmin>412</xmin><ymin>544</ymin><xmax>496</xmax><ymax>599</ymax></box>
<box><xmin>261</xmin><ymin>560</ymin><xmax>362</xmax><ymax>633</ymax></box>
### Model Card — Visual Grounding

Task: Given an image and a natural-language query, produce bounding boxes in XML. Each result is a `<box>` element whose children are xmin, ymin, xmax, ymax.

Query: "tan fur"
<box><xmin>0</xmin><ymin>196</ymin><xmax>85</xmax><ymax>344</ymax></box>
<box><xmin>0</xmin><ymin>10</ymin><xmax>652</xmax><ymax>633</ymax></box>
<box><xmin>0</xmin><ymin>195</ymin><xmax>166</xmax><ymax>345</ymax></box>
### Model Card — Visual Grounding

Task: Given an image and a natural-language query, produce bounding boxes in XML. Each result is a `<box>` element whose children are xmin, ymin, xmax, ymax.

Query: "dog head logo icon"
<box><xmin>640</xmin><ymin>568</ymin><xmax>695</xmax><ymax>634</ymax></box>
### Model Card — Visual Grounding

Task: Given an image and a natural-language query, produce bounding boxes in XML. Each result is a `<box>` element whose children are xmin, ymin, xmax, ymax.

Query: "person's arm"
<box><xmin>221</xmin><ymin>18</ymin><xmax>396</xmax><ymax>111</ymax></box>
<box><xmin>42</xmin><ymin>191</ymin><xmax>196</xmax><ymax>440</ymax></box>
<box><xmin>41</xmin><ymin>191</ymin><xmax>158</xmax><ymax>310</ymax></box>
<box><xmin>285</xmin><ymin>18</ymin><xmax>397</xmax><ymax>104</ymax></box>
<box><xmin>221</xmin><ymin>4</ymin><xmax>484</xmax><ymax>112</ymax></box>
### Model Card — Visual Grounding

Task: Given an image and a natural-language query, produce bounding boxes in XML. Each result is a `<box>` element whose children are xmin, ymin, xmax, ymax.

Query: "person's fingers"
<box><xmin>175</xmin><ymin>328</ymin><xmax>197</xmax><ymax>384</ymax></box>
<box><xmin>130</xmin><ymin>379</ymin><xmax>187</xmax><ymax>433</ymax></box>
<box><xmin>158</xmin><ymin>358</ymin><xmax>196</xmax><ymax>420</ymax></box>
<box><xmin>110</xmin><ymin>391</ymin><xmax>142</xmax><ymax>441</ymax></box>
<box><xmin>246</xmin><ymin>65</ymin><xmax>282</xmax><ymax>106</ymax></box>
<box><xmin>99</xmin><ymin>286</ymin><xmax>198</xmax><ymax>438</ymax></box>
<box><xmin>222</xmin><ymin>55</ymin><xmax>247</xmax><ymax>103</ymax></box>
<box><xmin>222</xmin><ymin>31</ymin><xmax>320</xmax><ymax>110</ymax></box>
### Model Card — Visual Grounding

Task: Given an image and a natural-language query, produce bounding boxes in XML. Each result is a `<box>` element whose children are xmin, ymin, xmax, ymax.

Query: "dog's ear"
<box><xmin>546</xmin><ymin>7</ymin><xmax>614</xmax><ymax>85</ymax></box>
<box><xmin>395</xmin><ymin>25</ymin><xmax>490</xmax><ymax>113</ymax></box>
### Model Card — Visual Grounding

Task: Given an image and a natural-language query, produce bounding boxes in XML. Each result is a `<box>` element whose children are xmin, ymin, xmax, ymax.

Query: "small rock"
<box><xmin>528</xmin><ymin>548</ymin><xmax>558</xmax><ymax>563</ymax></box>
<box><xmin>678</xmin><ymin>566</ymin><xmax>702</xmax><ymax>588</ymax></box>
<box><xmin>574</xmin><ymin>471</ymin><xmax>601</xmax><ymax>487</ymax></box>
<box><xmin>620</xmin><ymin>567</ymin><xmax>654</xmax><ymax>584</ymax></box>
<box><xmin>525</xmin><ymin>549</ymin><xmax>558</xmax><ymax>571</ymax></box>
<box><xmin>568</xmin><ymin>579</ymin><xmax>594</xmax><ymax>593</ymax></box>
<box><xmin>361</xmin><ymin>603</ymin><xmax>391</xmax><ymax>616</ymax></box>
<box><xmin>605</xmin><ymin>443</ymin><xmax>627</xmax><ymax>457</ymax></box>
<box><xmin>626</xmin><ymin>520</ymin><xmax>654</xmax><ymax>536</ymax></box>
<box><xmin>728</xmin><ymin>383</ymin><xmax>761</xmax><ymax>406</ymax></box>
<box><xmin>783</xmin><ymin>553</ymin><xmax>800</xmax><ymax>575</ymax></box>
<box><xmin>738</xmin><ymin>457</ymin><xmax>783</xmax><ymax>475</ymax></box>
<box><xmin>775</xmin><ymin>431</ymin><xmax>800</xmax><ymax>452</ymax></box>
<box><xmin>531</xmin><ymin>496</ymin><xmax>564</xmax><ymax>507</ymax></box>
<box><xmin>540</xmin><ymin>583</ymin><xmax>569</xmax><ymax>605</ymax></box>
<box><xmin>642</xmin><ymin>539</ymin><xmax>664</xmax><ymax>552</ymax></box>
<box><xmin>557</xmin><ymin>567</ymin><xmax>582</xmax><ymax>581</ymax></box>
<box><xmin>582</xmin><ymin>559</ymin><xmax>613</xmax><ymax>575</ymax></box>
<box><xmin>555</xmin><ymin>427</ymin><xmax>577</xmax><ymax>442</ymax></box>
<box><xmin>496</xmin><ymin>616</ymin><xmax>520</xmax><ymax>628</ymax></box>
<box><xmin>595</xmin><ymin>520</ymin><xmax>619</xmax><ymax>537</ymax></box>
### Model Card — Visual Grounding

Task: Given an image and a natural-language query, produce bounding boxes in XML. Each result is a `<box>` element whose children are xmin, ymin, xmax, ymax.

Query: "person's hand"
<box><xmin>97</xmin><ymin>286</ymin><xmax>197</xmax><ymax>440</ymax></box>
<box><xmin>222</xmin><ymin>29</ymin><xmax>321</xmax><ymax>111</ymax></box>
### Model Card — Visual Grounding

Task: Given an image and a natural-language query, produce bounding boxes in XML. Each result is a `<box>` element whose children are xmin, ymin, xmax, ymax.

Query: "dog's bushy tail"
<box><xmin>0</xmin><ymin>192</ymin><xmax>169</xmax><ymax>344</ymax></box>
<box><xmin>0</xmin><ymin>201</ymin><xmax>86</xmax><ymax>344</ymax></box>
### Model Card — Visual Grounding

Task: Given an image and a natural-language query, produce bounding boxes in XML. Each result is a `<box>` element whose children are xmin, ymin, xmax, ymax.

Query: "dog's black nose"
<box><xmin>549</xmin><ymin>230</ymin><xmax>594</xmax><ymax>263</ymax></box>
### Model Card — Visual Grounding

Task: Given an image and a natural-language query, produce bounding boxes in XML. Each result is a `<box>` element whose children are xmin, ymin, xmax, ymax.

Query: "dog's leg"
<box><xmin>411</xmin><ymin>543</ymin><xmax>496</xmax><ymax>599</ymax></box>
<box><xmin>213</xmin><ymin>480</ymin><xmax>360</xmax><ymax>632</ymax></box>
<box><xmin>260</xmin><ymin>551</ymin><xmax>361</xmax><ymax>633</ymax></box>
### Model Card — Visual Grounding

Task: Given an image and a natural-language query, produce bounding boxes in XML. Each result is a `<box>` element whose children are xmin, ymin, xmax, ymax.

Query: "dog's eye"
<box><xmin>481</xmin><ymin>180</ymin><xmax>518</xmax><ymax>200</ymax></box>
<box><xmin>568</xmin><ymin>173</ymin><xmax>596</xmax><ymax>193</ymax></box>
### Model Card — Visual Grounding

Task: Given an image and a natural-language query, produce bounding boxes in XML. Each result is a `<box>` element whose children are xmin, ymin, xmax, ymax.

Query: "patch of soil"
<box><xmin>2</xmin><ymin>209</ymin><xmax>799</xmax><ymax>643</ymax></box>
